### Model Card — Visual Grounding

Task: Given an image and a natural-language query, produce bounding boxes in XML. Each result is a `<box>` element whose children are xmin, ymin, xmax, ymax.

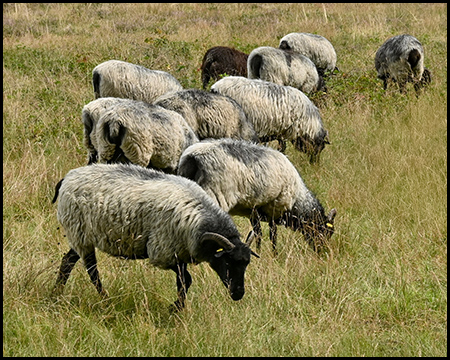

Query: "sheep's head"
<box><xmin>279</xmin><ymin>40</ymin><xmax>291</xmax><ymax>50</ymax></box>
<box><xmin>285</xmin><ymin>207</ymin><xmax>337</xmax><ymax>252</ymax></box>
<box><xmin>202</xmin><ymin>232</ymin><xmax>259</xmax><ymax>301</ymax></box>
<box><xmin>292</xmin><ymin>130</ymin><xmax>330</xmax><ymax>164</ymax></box>
<box><xmin>317</xmin><ymin>75</ymin><xmax>327</xmax><ymax>92</ymax></box>
<box><xmin>302</xmin><ymin>208</ymin><xmax>337</xmax><ymax>252</ymax></box>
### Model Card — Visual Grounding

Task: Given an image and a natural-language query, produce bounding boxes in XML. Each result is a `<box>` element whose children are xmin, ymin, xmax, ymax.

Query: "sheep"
<box><xmin>52</xmin><ymin>163</ymin><xmax>259</xmax><ymax>310</ymax></box>
<box><xmin>279</xmin><ymin>32</ymin><xmax>337</xmax><ymax>76</ymax></box>
<box><xmin>92</xmin><ymin>59</ymin><xmax>183</xmax><ymax>103</ymax></box>
<box><xmin>82</xmin><ymin>97</ymin><xmax>141</xmax><ymax>165</ymax></box>
<box><xmin>200</xmin><ymin>46</ymin><xmax>249</xmax><ymax>89</ymax></box>
<box><xmin>177</xmin><ymin>138</ymin><xmax>337</xmax><ymax>254</ymax></box>
<box><xmin>247</xmin><ymin>46</ymin><xmax>325</xmax><ymax>94</ymax></box>
<box><xmin>154</xmin><ymin>88</ymin><xmax>258</xmax><ymax>142</ymax></box>
<box><xmin>94</xmin><ymin>100</ymin><xmax>198</xmax><ymax>173</ymax></box>
<box><xmin>211</xmin><ymin>76</ymin><xmax>330</xmax><ymax>163</ymax></box>
<box><xmin>375</xmin><ymin>34</ymin><xmax>432</xmax><ymax>94</ymax></box>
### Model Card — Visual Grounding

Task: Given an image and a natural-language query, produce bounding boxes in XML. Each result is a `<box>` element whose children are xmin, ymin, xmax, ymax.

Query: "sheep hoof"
<box><xmin>169</xmin><ymin>300</ymin><xmax>185</xmax><ymax>312</ymax></box>
<box><xmin>51</xmin><ymin>286</ymin><xmax>64</xmax><ymax>300</ymax></box>
<box><xmin>99</xmin><ymin>289</ymin><xmax>109</xmax><ymax>299</ymax></box>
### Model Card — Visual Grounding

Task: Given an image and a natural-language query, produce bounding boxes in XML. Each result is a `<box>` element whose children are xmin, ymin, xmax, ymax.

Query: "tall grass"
<box><xmin>3</xmin><ymin>3</ymin><xmax>446</xmax><ymax>356</ymax></box>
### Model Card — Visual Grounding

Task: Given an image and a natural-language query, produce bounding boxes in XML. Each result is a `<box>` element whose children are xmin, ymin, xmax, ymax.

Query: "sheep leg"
<box><xmin>87</xmin><ymin>151</ymin><xmax>98</xmax><ymax>165</ymax></box>
<box><xmin>269</xmin><ymin>220</ymin><xmax>278</xmax><ymax>255</ymax></box>
<box><xmin>250</xmin><ymin>210</ymin><xmax>263</xmax><ymax>251</ymax></box>
<box><xmin>83</xmin><ymin>251</ymin><xmax>107</xmax><ymax>298</ymax></box>
<box><xmin>53</xmin><ymin>248</ymin><xmax>80</xmax><ymax>295</ymax></box>
<box><xmin>277</xmin><ymin>140</ymin><xmax>287</xmax><ymax>153</ymax></box>
<box><xmin>399</xmin><ymin>82</ymin><xmax>407</xmax><ymax>94</ymax></box>
<box><xmin>172</xmin><ymin>262</ymin><xmax>192</xmax><ymax>310</ymax></box>
<box><xmin>413</xmin><ymin>81</ymin><xmax>422</xmax><ymax>96</ymax></box>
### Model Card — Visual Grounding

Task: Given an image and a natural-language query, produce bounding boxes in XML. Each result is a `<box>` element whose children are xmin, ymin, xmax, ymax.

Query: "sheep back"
<box><xmin>211</xmin><ymin>76</ymin><xmax>328</xmax><ymax>161</ymax></box>
<box><xmin>279</xmin><ymin>33</ymin><xmax>337</xmax><ymax>75</ymax></box>
<box><xmin>92</xmin><ymin>60</ymin><xmax>183</xmax><ymax>103</ymax></box>
<box><xmin>247</xmin><ymin>46</ymin><xmax>322</xmax><ymax>93</ymax></box>
<box><xmin>375</xmin><ymin>34</ymin><xmax>430</xmax><ymax>92</ymax></box>
<box><xmin>154</xmin><ymin>88</ymin><xmax>258</xmax><ymax>141</ymax></box>
<box><xmin>96</xmin><ymin>102</ymin><xmax>198</xmax><ymax>172</ymax></box>
<box><xmin>82</xmin><ymin>97</ymin><xmax>141</xmax><ymax>164</ymax></box>
<box><xmin>178</xmin><ymin>138</ymin><xmax>313</xmax><ymax>221</ymax></box>
<box><xmin>56</xmin><ymin>163</ymin><xmax>242</xmax><ymax>269</ymax></box>
<box><xmin>200</xmin><ymin>46</ymin><xmax>249</xmax><ymax>89</ymax></box>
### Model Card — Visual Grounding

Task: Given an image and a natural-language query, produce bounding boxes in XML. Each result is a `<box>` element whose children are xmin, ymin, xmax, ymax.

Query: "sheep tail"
<box><xmin>92</xmin><ymin>70</ymin><xmax>101</xmax><ymax>99</ymax></box>
<box><xmin>407</xmin><ymin>49</ymin><xmax>421</xmax><ymax>69</ymax></box>
<box><xmin>52</xmin><ymin>178</ymin><xmax>64</xmax><ymax>203</ymax></box>
<box><xmin>101</xmin><ymin>120</ymin><xmax>127</xmax><ymax>164</ymax></box>
<box><xmin>178</xmin><ymin>154</ymin><xmax>203</xmax><ymax>184</ymax></box>
<box><xmin>249</xmin><ymin>54</ymin><xmax>263</xmax><ymax>79</ymax></box>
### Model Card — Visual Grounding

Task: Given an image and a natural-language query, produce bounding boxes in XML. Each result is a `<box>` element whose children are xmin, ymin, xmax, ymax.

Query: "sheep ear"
<box><xmin>324</xmin><ymin>130</ymin><xmax>331</xmax><ymax>145</ymax></box>
<box><xmin>201</xmin><ymin>232</ymin><xmax>235</xmax><ymax>251</ymax></box>
<box><xmin>327</xmin><ymin>208</ymin><xmax>337</xmax><ymax>223</ymax></box>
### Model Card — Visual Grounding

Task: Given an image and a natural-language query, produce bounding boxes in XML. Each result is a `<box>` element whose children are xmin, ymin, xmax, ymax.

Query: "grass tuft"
<box><xmin>3</xmin><ymin>3</ymin><xmax>446</xmax><ymax>357</ymax></box>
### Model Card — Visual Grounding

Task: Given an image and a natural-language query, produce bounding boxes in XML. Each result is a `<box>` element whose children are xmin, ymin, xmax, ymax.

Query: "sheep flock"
<box><xmin>52</xmin><ymin>31</ymin><xmax>432</xmax><ymax>310</ymax></box>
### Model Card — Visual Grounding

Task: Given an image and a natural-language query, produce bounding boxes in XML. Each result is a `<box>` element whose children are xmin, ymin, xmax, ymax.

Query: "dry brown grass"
<box><xmin>3</xmin><ymin>3</ymin><xmax>447</xmax><ymax>356</ymax></box>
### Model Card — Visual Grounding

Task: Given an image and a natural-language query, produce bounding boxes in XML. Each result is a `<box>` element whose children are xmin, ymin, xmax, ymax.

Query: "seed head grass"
<box><xmin>3</xmin><ymin>3</ymin><xmax>446</xmax><ymax>357</ymax></box>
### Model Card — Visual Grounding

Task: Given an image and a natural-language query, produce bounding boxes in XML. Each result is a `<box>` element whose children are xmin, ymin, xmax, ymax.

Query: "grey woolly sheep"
<box><xmin>211</xmin><ymin>76</ymin><xmax>330</xmax><ymax>163</ymax></box>
<box><xmin>82</xmin><ymin>97</ymin><xmax>140</xmax><ymax>165</ymax></box>
<box><xmin>177</xmin><ymin>138</ymin><xmax>337</xmax><ymax>254</ymax></box>
<box><xmin>95</xmin><ymin>101</ymin><xmax>198</xmax><ymax>173</ymax></box>
<box><xmin>92</xmin><ymin>59</ymin><xmax>183</xmax><ymax>103</ymax></box>
<box><xmin>52</xmin><ymin>163</ymin><xmax>259</xmax><ymax>310</ymax></box>
<box><xmin>200</xmin><ymin>46</ymin><xmax>249</xmax><ymax>89</ymax></box>
<box><xmin>154</xmin><ymin>88</ymin><xmax>258</xmax><ymax>141</ymax></box>
<box><xmin>375</xmin><ymin>34</ymin><xmax>432</xmax><ymax>94</ymax></box>
<box><xmin>247</xmin><ymin>46</ymin><xmax>325</xmax><ymax>93</ymax></box>
<box><xmin>279</xmin><ymin>32</ymin><xmax>337</xmax><ymax>76</ymax></box>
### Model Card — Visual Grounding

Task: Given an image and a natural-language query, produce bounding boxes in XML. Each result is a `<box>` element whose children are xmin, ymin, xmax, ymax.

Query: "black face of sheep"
<box><xmin>286</xmin><ymin>208</ymin><xmax>337</xmax><ymax>252</ymax></box>
<box><xmin>302</xmin><ymin>208</ymin><xmax>337</xmax><ymax>252</ymax></box>
<box><xmin>202</xmin><ymin>232</ymin><xmax>258</xmax><ymax>301</ymax></box>
<box><xmin>293</xmin><ymin>131</ymin><xmax>330</xmax><ymax>164</ymax></box>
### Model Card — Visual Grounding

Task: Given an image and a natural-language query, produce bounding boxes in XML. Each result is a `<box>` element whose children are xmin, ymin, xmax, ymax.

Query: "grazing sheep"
<box><xmin>52</xmin><ymin>163</ymin><xmax>259</xmax><ymax>310</ymax></box>
<box><xmin>178</xmin><ymin>138</ymin><xmax>337</xmax><ymax>253</ymax></box>
<box><xmin>279</xmin><ymin>32</ymin><xmax>337</xmax><ymax>76</ymax></box>
<box><xmin>95</xmin><ymin>101</ymin><xmax>198</xmax><ymax>173</ymax></box>
<box><xmin>200</xmin><ymin>46</ymin><xmax>249</xmax><ymax>89</ymax></box>
<box><xmin>247</xmin><ymin>46</ymin><xmax>325</xmax><ymax>93</ymax></box>
<box><xmin>211</xmin><ymin>76</ymin><xmax>330</xmax><ymax>163</ymax></box>
<box><xmin>82</xmin><ymin>97</ymin><xmax>140</xmax><ymax>165</ymax></box>
<box><xmin>92</xmin><ymin>59</ymin><xmax>183</xmax><ymax>103</ymax></box>
<box><xmin>375</xmin><ymin>34</ymin><xmax>432</xmax><ymax>94</ymax></box>
<box><xmin>154</xmin><ymin>88</ymin><xmax>258</xmax><ymax>141</ymax></box>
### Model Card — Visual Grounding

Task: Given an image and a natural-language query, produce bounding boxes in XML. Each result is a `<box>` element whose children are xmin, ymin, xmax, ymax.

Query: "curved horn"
<box><xmin>245</xmin><ymin>231</ymin><xmax>260</xmax><ymax>258</ymax></box>
<box><xmin>201</xmin><ymin>232</ymin><xmax>235</xmax><ymax>251</ymax></box>
<box><xmin>245</xmin><ymin>230</ymin><xmax>256</xmax><ymax>247</ymax></box>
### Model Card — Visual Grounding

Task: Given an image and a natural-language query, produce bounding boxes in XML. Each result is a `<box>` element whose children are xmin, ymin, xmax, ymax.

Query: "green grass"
<box><xmin>3</xmin><ymin>3</ymin><xmax>447</xmax><ymax>356</ymax></box>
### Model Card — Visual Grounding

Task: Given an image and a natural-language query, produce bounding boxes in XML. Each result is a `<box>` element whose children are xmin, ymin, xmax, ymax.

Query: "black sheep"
<box><xmin>200</xmin><ymin>46</ymin><xmax>249</xmax><ymax>89</ymax></box>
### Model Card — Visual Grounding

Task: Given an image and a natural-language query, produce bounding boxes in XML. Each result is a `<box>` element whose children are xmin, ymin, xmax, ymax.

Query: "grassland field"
<box><xmin>3</xmin><ymin>3</ymin><xmax>447</xmax><ymax>357</ymax></box>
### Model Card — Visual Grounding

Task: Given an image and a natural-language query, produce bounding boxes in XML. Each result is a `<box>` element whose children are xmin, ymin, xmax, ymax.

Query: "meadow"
<box><xmin>3</xmin><ymin>3</ymin><xmax>447</xmax><ymax>356</ymax></box>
